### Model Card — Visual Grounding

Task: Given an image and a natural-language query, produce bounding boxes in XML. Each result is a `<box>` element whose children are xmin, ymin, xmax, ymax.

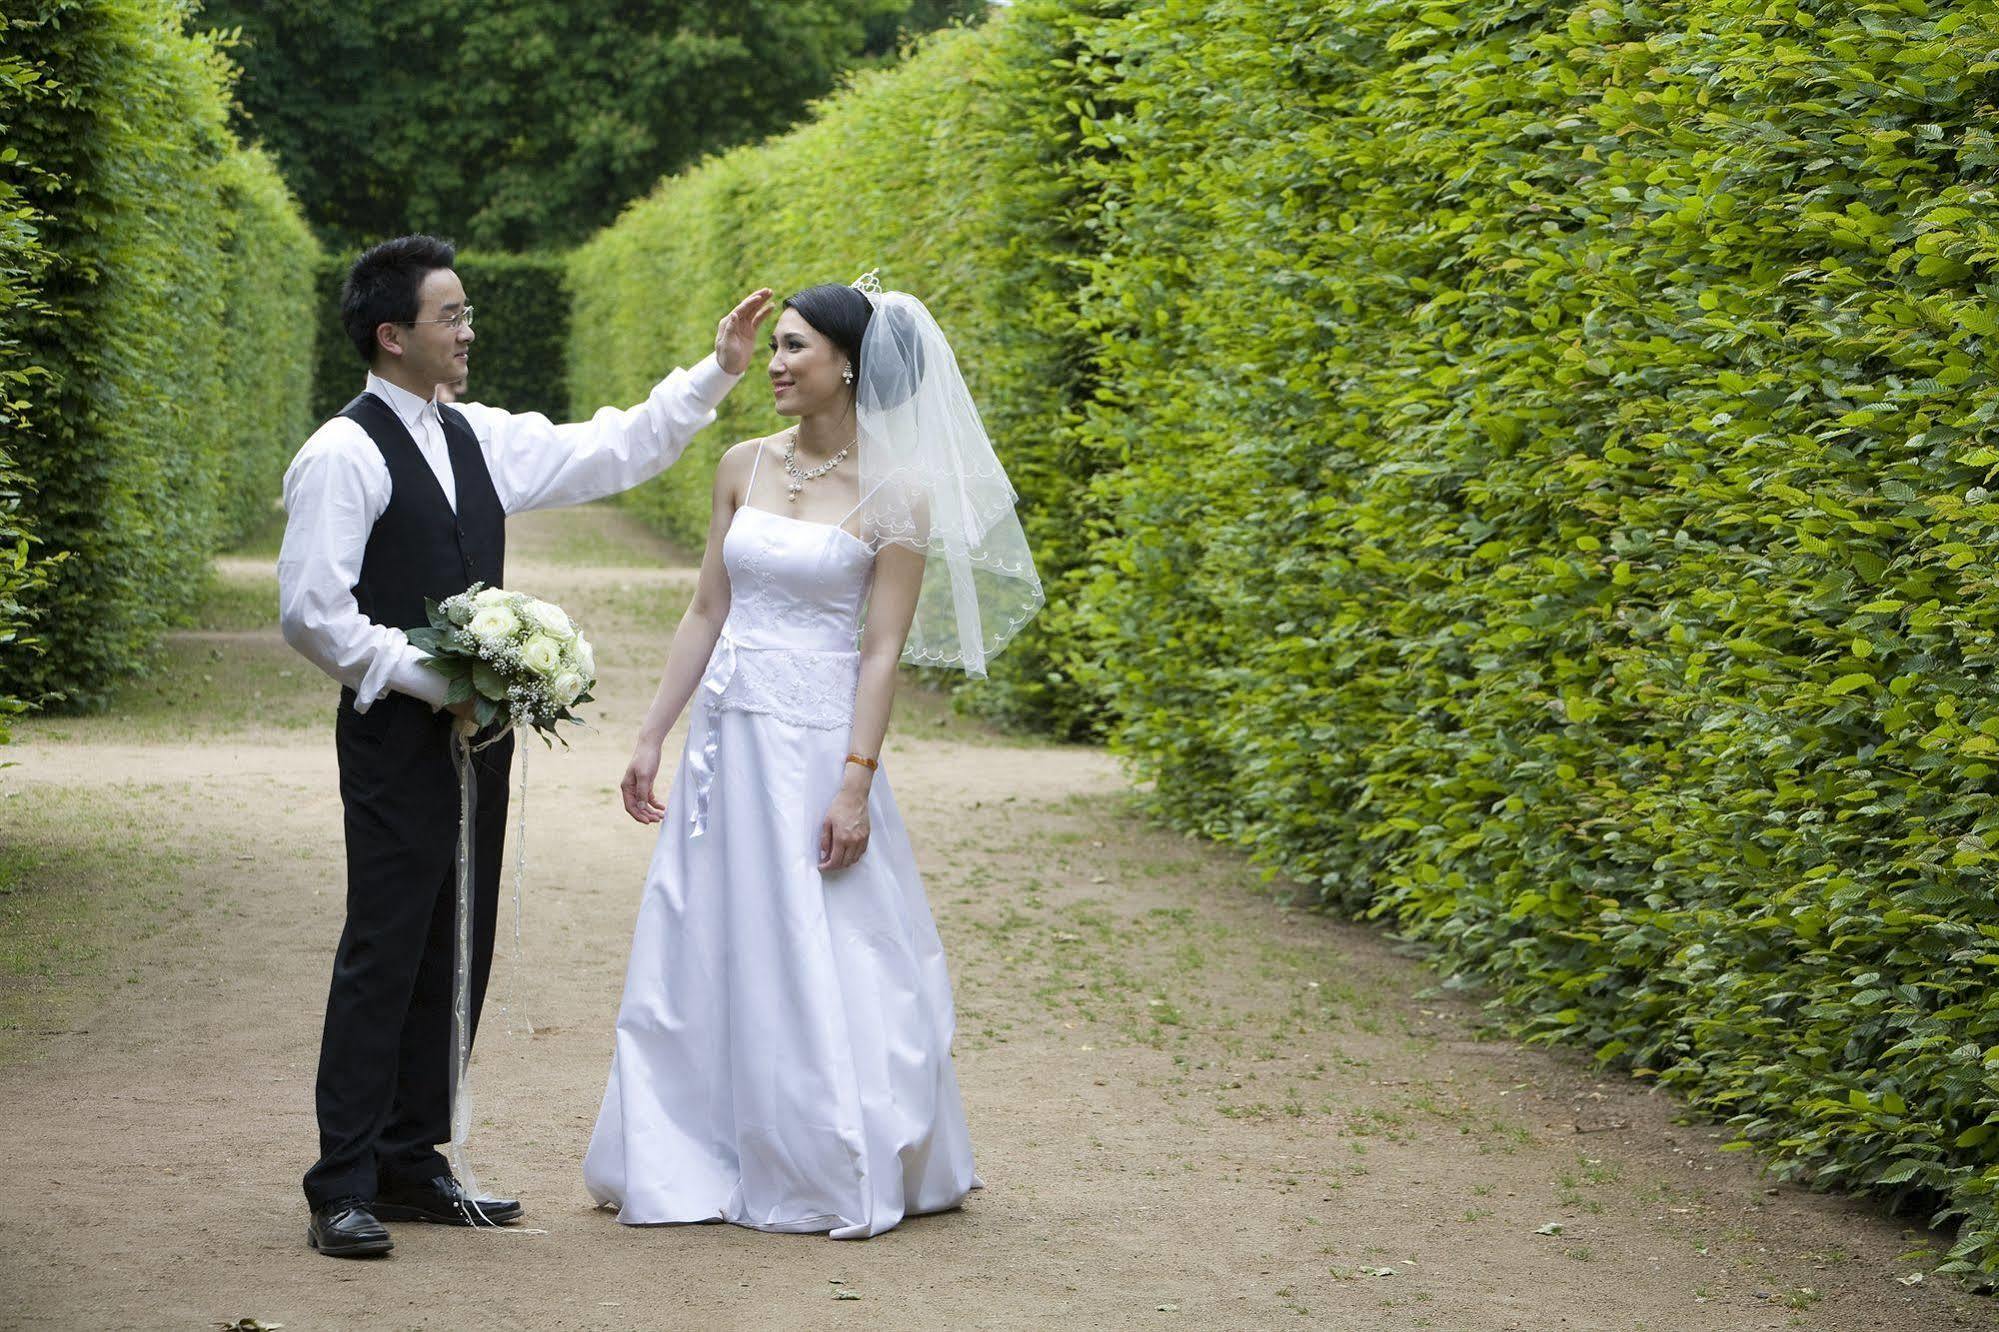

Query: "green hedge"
<box><xmin>1067</xmin><ymin>0</ymin><xmax>1999</xmax><ymax>1275</ymax></box>
<box><xmin>313</xmin><ymin>250</ymin><xmax>571</xmax><ymax>423</ymax></box>
<box><xmin>0</xmin><ymin>44</ymin><xmax>62</xmax><ymax>736</ymax></box>
<box><xmin>0</xmin><ymin>0</ymin><xmax>319</xmax><ymax>710</ymax></box>
<box><xmin>212</xmin><ymin>147</ymin><xmax>322</xmax><ymax>546</ymax></box>
<box><xmin>574</xmin><ymin>0</ymin><xmax>1999</xmax><ymax>1272</ymax></box>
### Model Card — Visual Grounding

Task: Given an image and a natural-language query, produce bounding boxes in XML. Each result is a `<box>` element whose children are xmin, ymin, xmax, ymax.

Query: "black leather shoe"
<box><xmin>374</xmin><ymin>1174</ymin><xmax>523</xmax><ymax>1227</ymax></box>
<box><xmin>307</xmin><ymin>1199</ymin><xmax>393</xmax><ymax>1257</ymax></box>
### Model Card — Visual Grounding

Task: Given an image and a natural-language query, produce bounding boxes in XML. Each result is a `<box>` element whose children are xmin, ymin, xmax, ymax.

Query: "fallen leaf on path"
<box><xmin>1896</xmin><ymin>1273</ymin><xmax>1924</xmax><ymax>1286</ymax></box>
<box><xmin>833</xmin><ymin>1291</ymin><xmax>861</xmax><ymax>1301</ymax></box>
<box><xmin>1535</xmin><ymin>1222</ymin><xmax>1564</xmax><ymax>1236</ymax></box>
<box><xmin>1156</xmin><ymin>1304</ymin><xmax>1178</xmax><ymax>1313</ymax></box>
<box><xmin>1363</xmin><ymin>1266</ymin><xmax>1396</xmax><ymax>1277</ymax></box>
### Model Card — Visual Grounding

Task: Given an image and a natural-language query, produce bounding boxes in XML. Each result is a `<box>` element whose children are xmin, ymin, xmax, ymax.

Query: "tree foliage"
<box><xmin>573</xmin><ymin>0</ymin><xmax>1999</xmax><ymax>1273</ymax></box>
<box><xmin>196</xmin><ymin>0</ymin><xmax>989</xmax><ymax>252</ymax></box>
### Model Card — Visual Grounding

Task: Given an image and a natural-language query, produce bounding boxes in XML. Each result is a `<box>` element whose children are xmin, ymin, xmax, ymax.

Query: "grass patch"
<box><xmin>14</xmin><ymin>525</ymin><xmax>336</xmax><ymax>742</ymax></box>
<box><xmin>517</xmin><ymin>499</ymin><xmax>695</xmax><ymax>569</ymax></box>
<box><xmin>188</xmin><ymin>562</ymin><xmax>281</xmax><ymax>632</ymax></box>
<box><xmin>0</xmin><ymin>785</ymin><xmax>201</xmax><ymax>1063</ymax></box>
<box><xmin>226</xmin><ymin>504</ymin><xmax>290</xmax><ymax>561</ymax></box>
<box><xmin>895</xmin><ymin>677</ymin><xmax>1058</xmax><ymax>749</ymax></box>
<box><xmin>14</xmin><ymin>628</ymin><xmax>332</xmax><ymax>743</ymax></box>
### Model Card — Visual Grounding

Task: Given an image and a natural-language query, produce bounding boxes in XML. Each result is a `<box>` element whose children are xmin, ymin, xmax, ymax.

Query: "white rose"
<box><xmin>529</xmin><ymin>600</ymin><xmax>574</xmax><ymax>637</ymax></box>
<box><xmin>572</xmin><ymin>635</ymin><xmax>596</xmax><ymax>680</ymax></box>
<box><xmin>468</xmin><ymin>605</ymin><xmax>519</xmax><ymax>642</ymax></box>
<box><xmin>552</xmin><ymin>671</ymin><xmax>585</xmax><ymax>707</ymax></box>
<box><xmin>473</xmin><ymin>586</ymin><xmax>510</xmax><ymax>608</ymax></box>
<box><xmin>522</xmin><ymin>634</ymin><xmax>562</xmax><ymax>675</ymax></box>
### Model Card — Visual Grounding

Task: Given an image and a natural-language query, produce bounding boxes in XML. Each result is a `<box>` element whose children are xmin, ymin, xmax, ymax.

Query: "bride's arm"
<box><xmin>620</xmin><ymin>441</ymin><xmax>756</xmax><ymax>824</ymax></box>
<box><xmin>819</xmin><ymin>541</ymin><xmax>925</xmax><ymax>868</ymax></box>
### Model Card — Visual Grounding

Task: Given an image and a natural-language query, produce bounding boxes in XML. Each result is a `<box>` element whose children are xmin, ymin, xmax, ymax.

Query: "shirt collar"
<box><xmin>365</xmin><ymin>372</ymin><xmax>439</xmax><ymax>436</ymax></box>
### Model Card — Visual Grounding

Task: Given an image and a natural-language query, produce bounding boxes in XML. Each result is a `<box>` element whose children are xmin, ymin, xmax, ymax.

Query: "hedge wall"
<box><xmin>0</xmin><ymin>0</ymin><xmax>320</xmax><ymax>710</ymax></box>
<box><xmin>313</xmin><ymin>250</ymin><xmax>571</xmax><ymax>423</ymax></box>
<box><xmin>574</xmin><ymin>0</ymin><xmax>1999</xmax><ymax>1271</ymax></box>
<box><xmin>212</xmin><ymin>147</ymin><xmax>322</xmax><ymax>547</ymax></box>
<box><xmin>0</xmin><ymin>45</ymin><xmax>61</xmax><ymax>737</ymax></box>
<box><xmin>1072</xmin><ymin>0</ymin><xmax>1999</xmax><ymax>1274</ymax></box>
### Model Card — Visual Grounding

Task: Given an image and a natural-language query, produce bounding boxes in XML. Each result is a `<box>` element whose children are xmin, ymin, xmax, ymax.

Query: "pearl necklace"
<box><xmin>782</xmin><ymin>426</ymin><xmax>853</xmax><ymax>502</ymax></box>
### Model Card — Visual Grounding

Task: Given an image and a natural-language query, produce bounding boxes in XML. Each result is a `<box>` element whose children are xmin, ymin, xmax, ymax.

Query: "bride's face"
<box><xmin>767</xmin><ymin>309</ymin><xmax>848</xmax><ymax>418</ymax></box>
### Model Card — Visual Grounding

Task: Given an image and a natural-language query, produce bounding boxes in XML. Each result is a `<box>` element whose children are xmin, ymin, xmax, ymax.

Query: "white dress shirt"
<box><xmin>278</xmin><ymin>356</ymin><xmax>739</xmax><ymax>711</ymax></box>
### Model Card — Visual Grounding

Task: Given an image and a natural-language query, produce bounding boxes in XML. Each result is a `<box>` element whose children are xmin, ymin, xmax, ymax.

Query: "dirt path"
<box><xmin>2</xmin><ymin>505</ymin><xmax>1992</xmax><ymax>1331</ymax></box>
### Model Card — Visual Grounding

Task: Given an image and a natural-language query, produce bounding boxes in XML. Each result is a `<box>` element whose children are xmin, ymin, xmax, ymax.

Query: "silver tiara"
<box><xmin>850</xmin><ymin>269</ymin><xmax>883</xmax><ymax>296</ymax></box>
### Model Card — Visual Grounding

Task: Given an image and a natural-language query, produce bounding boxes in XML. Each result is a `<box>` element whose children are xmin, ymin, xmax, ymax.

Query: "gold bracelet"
<box><xmin>845</xmin><ymin>753</ymin><xmax>879</xmax><ymax>771</ymax></box>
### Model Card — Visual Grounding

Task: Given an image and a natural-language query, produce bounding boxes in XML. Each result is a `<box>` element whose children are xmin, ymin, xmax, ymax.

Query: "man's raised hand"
<box><xmin>715</xmin><ymin>288</ymin><xmax>776</xmax><ymax>376</ymax></box>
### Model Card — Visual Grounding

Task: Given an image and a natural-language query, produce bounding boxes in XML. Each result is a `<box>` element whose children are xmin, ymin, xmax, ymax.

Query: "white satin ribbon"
<box><xmin>687</xmin><ymin>632</ymin><xmax>739</xmax><ymax>838</ymax></box>
<box><xmin>448</xmin><ymin>721</ymin><xmax>529</xmax><ymax>1228</ymax></box>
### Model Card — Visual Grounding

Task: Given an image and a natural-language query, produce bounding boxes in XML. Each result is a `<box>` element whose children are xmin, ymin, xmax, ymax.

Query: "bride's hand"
<box><xmin>621</xmin><ymin>744</ymin><xmax>667</xmax><ymax>825</ymax></box>
<box><xmin>818</xmin><ymin>789</ymin><xmax>870</xmax><ymax>871</ymax></box>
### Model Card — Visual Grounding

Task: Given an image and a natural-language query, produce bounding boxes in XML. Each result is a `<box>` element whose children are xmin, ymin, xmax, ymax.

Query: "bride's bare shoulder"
<box><xmin>715</xmin><ymin>433</ymin><xmax>781</xmax><ymax>502</ymax></box>
<box><xmin>717</xmin><ymin>434</ymin><xmax>775</xmax><ymax>478</ymax></box>
<box><xmin>722</xmin><ymin>433</ymin><xmax>784</xmax><ymax>468</ymax></box>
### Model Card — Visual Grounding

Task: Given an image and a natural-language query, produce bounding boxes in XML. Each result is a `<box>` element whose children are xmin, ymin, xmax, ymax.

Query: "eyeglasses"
<box><xmin>402</xmin><ymin>305</ymin><xmax>475</xmax><ymax>330</ymax></box>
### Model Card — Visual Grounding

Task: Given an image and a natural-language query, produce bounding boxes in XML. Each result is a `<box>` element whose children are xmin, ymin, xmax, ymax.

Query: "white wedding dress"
<box><xmin>583</xmin><ymin>463</ymin><xmax>978</xmax><ymax>1239</ymax></box>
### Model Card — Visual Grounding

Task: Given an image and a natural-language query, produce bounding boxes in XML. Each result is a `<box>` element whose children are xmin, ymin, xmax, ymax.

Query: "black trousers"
<box><xmin>302</xmin><ymin>690</ymin><xmax>514</xmax><ymax>1209</ymax></box>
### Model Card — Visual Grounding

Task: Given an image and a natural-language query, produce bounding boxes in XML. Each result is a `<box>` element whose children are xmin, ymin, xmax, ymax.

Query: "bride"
<box><xmin>582</xmin><ymin>274</ymin><xmax>1042</xmax><ymax>1238</ymax></box>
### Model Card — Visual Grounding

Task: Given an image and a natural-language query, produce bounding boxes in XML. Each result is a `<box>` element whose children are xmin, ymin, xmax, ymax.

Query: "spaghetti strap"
<box><xmin>834</xmin><ymin>476</ymin><xmax>893</xmax><ymax>530</ymax></box>
<box><xmin>744</xmin><ymin>439</ymin><xmax>766</xmax><ymax>496</ymax></box>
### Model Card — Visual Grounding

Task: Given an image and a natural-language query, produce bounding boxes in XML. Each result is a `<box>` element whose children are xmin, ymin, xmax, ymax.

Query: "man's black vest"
<box><xmin>340</xmin><ymin>393</ymin><xmax>506</xmax><ymax>631</ymax></box>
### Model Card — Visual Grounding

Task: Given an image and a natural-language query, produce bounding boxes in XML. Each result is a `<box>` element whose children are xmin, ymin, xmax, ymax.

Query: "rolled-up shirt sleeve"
<box><xmin>277</xmin><ymin>427</ymin><xmax>449</xmax><ymax>711</ymax></box>
<box><xmin>462</xmin><ymin>353</ymin><xmax>740</xmax><ymax>514</ymax></box>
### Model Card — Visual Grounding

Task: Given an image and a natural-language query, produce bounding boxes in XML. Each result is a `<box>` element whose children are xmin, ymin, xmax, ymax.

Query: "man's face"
<box><xmin>382</xmin><ymin>267</ymin><xmax>473</xmax><ymax>393</ymax></box>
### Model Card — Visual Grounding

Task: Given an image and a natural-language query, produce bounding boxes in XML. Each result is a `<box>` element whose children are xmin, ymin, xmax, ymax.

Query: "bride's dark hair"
<box><xmin>783</xmin><ymin>284</ymin><xmax>873</xmax><ymax>379</ymax></box>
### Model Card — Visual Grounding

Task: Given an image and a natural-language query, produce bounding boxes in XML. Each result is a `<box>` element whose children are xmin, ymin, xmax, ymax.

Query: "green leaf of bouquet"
<box><xmin>444</xmin><ymin>673</ymin><xmax>474</xmax><ymax>705</ymax></box>
<box><xmin>474</xmin><ymin>695</ymin><xmax>499</xmax><ymax>728</ymax></box>
<box><xmin>474</xmin><ymin>662</ymin><xmax>508</xmax><ymax>699</ymax></box>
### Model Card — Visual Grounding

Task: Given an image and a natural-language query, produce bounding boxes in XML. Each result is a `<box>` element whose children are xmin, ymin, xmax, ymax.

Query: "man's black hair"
<box><xmin>340</xmin><ymin>234</ymin><xmax>457</xmax><ymax>365</ymax></box>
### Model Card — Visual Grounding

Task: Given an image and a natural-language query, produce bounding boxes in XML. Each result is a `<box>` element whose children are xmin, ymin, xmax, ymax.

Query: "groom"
<box><xmin>278</xmin><ymin>233</ymin><xmax>770</xmax><ymax>1258</ymax></box>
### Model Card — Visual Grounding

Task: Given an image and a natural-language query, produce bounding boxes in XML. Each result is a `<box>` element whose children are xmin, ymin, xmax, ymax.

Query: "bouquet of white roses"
<box><xmin>408</xmin><ymin>583</ymin><xmax>597</xmax><ymax>741</ymax></box>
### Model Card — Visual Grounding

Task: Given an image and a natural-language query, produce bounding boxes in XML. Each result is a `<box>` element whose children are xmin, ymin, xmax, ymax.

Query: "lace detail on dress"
<box><xmin>711</xmin><ymin>642</ymin><xmax>861</xmax><ymax>730</ymax></box>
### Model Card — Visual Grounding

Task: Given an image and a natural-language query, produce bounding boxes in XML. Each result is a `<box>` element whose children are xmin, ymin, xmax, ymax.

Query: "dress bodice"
<box><xmin>720</xmin><ymin>505</ymin><xmax>874</xmax><ymax>652</ymax></box>
<box><xmin>692</xmin><ymin>505</ymin><xmax>875</xmax><ymax>766</ymax></box>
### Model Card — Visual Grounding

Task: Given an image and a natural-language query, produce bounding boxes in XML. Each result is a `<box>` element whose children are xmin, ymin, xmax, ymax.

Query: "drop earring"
<box><xmin>843</xmin><ymin>363</ymin><xmax>854</xmax><ymax>386</ymax></box>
